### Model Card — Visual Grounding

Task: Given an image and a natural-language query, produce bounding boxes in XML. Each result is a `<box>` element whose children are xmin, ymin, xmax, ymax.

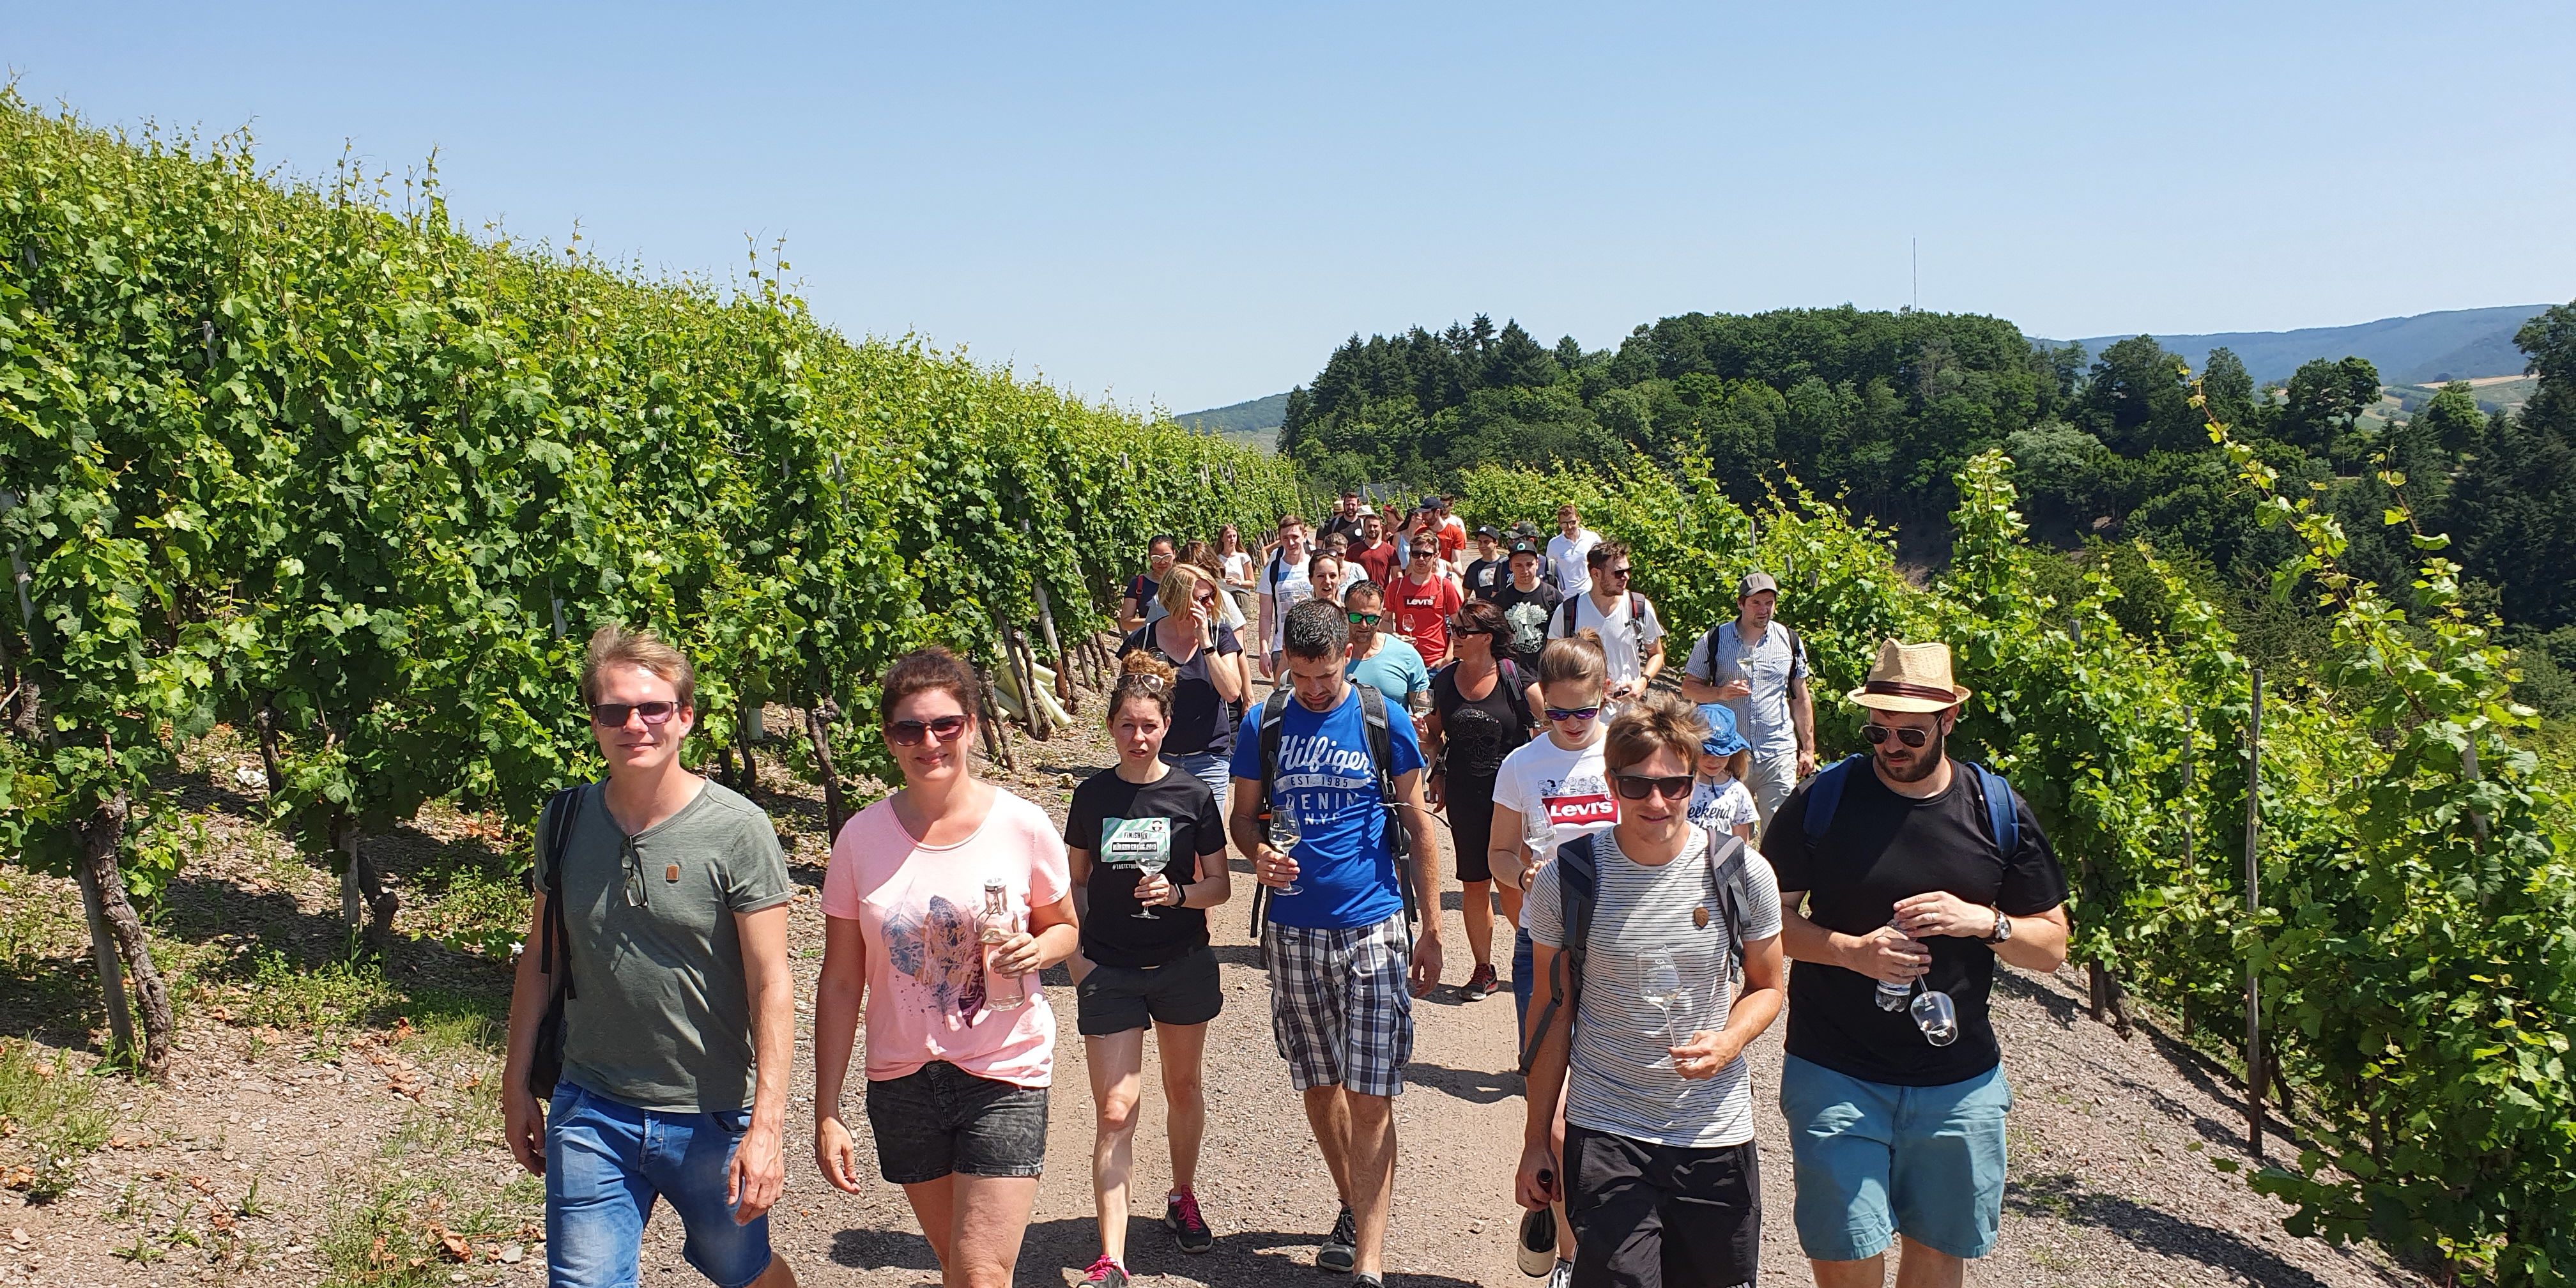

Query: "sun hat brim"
<box><xmin>1846</xmin><ymin>684</ymin><xmax>1971</xmax><ymax>713</ymax></box>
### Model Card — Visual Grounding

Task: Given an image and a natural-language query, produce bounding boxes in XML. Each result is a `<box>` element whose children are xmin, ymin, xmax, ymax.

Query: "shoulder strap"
<box><xmin>1630</xmin><ymin>592</ymin><xmax>1646</xmax><ymax>621</ymax></box>
<box><xmin>1249</xmin><ymin>686</ymin><xmax>1297</xmax><ymax>942</ymax></box>
<box><xmin>1801</xmin><ymin>755</ymin><xmax>1868</xmax><ymax>843</ymax></box>
<box><xmin>1705</xmin><ymin>832</ymin><xmax>1748</xmax><ymax>981</ymax></box>
<box><xmin>1354</xmin><ymin>684</ymin><xmax>1418</xmax><ymax>926</ymax></box>
<box><xmin>1779</xmin><ymin>622</ymin><xmax>1801</xmax><ymax>664</ymax></box>
<box><xmin>1556</xmin><ymin>595</ymin><xmax>1580</xmax><ymax>638</ymax></box>
<box><xmin>537</xmin><ymin>785</ymin><xmax>583</xmax><ymax>997</ymax></box>
<box><xmin>1516</xmin><ymin>832</ymin><xmax>1602</xmax><ymax>1077</ymax></box>
<box><xmin>1966</xmin><ymin>763</ymin><xmax>2021</xmax><ymax>855</ymax></box>
<box><xmin>1496</xmin><ymin>658</ymin><xmax>1534</xmax><ymax>729</ymax></box>
<box><xmin>1698</xmin><ymin>620</ymin><xmax>1726</xmax><ymax>673</ymax></box>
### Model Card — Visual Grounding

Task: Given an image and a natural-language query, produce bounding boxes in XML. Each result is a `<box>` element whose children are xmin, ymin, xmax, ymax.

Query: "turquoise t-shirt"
<box><xmin>1347</xmin><ymin>637</ymin><xmax>1430</xmax><ymax>711</ymax></box>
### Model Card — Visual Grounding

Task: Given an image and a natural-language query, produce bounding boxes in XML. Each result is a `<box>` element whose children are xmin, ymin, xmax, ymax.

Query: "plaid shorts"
<box><xmin>1263</xmin><ymin>913</ymin><xmax>1414</xmax><ymax>1097</ymax></box>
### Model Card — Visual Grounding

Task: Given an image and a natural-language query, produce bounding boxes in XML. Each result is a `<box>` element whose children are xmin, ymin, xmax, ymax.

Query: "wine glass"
<box><xmin>1910</xmin><ymin>988</ymin><xmax>1959</xmax><ymax>1047</ymax></box>
<box><xmin>1269</xmin><ymin>806</ymin><xmax>1304</xmax><ymax>897</ymax></box>
<box><xmin>1521</xmin><ymin>809</ymin><xmax>1556</xmax><ymax>884</ymax></box>
<box><xmin>1638</xmin><ymin>947</ymin><xmax>1684</xmax><ymax>1062</ymax></box>
<box><xmin>1131</xmin><ymin>847</ymin><xmax>1170</xmax><ymax>920</ymax></box>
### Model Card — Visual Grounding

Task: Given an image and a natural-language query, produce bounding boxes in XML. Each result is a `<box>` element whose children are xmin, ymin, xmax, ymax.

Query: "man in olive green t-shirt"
<box><xmin>502</xmin><ymin>626</ymin><xmax>801</xmax><ymax>1288</ymax></box>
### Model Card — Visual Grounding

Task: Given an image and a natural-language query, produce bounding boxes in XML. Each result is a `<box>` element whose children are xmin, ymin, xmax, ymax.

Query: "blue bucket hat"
<box><xmin>1697</xmin><ymin>703</ymin><xmax>1750</xmax><ymax>758</ymax></box>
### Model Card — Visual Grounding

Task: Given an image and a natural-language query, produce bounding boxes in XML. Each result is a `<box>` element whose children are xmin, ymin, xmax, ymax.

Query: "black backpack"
<box><xmin>1555</xmin><ymin>592</ymin><xmax>1649</xmax><ymax>640</ymax></box>
<box><xmin>1694</xmin><ymin>620</ymin><xmax>1803</xmax><ymax>690</ymax></box>
<box><xmin>525</xmin><ymin>783</ymin><xmax>588</xmax><ymax>1098</ymax></box>
<box><xmin>1247</xmin><ymin>683</ymin><xmax>1417</xmax><ymax>943</ymax></box>
<box><xmin>1515</xmin><ymin>830</ymin><xmax>1749</xmax><ymax>1077</ymax></box>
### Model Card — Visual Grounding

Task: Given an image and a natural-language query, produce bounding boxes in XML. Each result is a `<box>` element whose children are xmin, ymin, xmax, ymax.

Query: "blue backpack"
<box><xmin>1800</xmin><ymin>755</ymin><xmax>2021</xmax><ymax>854</ymax></box>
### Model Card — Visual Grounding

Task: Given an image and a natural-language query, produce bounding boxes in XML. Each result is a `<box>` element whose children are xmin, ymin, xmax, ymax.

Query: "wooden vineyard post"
<box><xmin>2244</xmin><ymin>667</ymin><xmax>2264</xmax><ymax>1160</ymax></box>
<box><xmin>1023</xmin><ymin>522</ymin><xmax>1078</xmax><ymax>714</ymax></box>
<box><xmin>804</xmin><ymin>701</ymin><xmax>850</xmax><ymax>838</ymax></box>
<box><xmin>73</xmin><ymin>848</ymin><xmax>136</xmax><ymax>1059</ymax></box>
<box><xmin>977</xmin><ymin>663</ymin><xmax>1018</xmax><ymax>775</ymax></box>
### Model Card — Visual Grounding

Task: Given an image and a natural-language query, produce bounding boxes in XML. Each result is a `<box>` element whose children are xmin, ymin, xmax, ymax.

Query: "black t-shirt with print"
<box><xmin>1463</xmin><ymin>556</ymin><xmax>1506</xmax><ymax>601</ymax></box>
<box><xmin>1490</xmin><ymin>581</ymin><xmax>1563</xmax><ymax>667</ymax></box>
<box><xmin>1765</xmin><ymin>760</ymin><xmax>2069</xmax><ymax>1086</ymax></box>
<box><xmin>1063</xmin><ymin>767</ymin><xmax>1225</xmax><ymax>968</ymax></box>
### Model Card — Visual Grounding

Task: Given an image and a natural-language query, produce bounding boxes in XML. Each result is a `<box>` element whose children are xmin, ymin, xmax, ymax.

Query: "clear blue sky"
<box><xmin>11</xmin><ymin>2</ymin><xmax>2573</xmax><ymax>413</ymax></box>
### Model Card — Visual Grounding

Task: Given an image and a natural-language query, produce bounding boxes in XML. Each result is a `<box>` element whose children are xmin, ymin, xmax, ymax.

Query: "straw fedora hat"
<box><xmin>1846</xmin><ymin>639</ymin><xmax>1972</xmax><ymax>712</ymax></box>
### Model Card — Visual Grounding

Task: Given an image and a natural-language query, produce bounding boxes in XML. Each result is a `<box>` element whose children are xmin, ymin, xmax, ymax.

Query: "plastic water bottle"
<box><xmin>981</xmin><ymin>878</ymin><xmax>1027</xmax><ymax>1011</ymax></box>
<box><xmin>1874</xmin><ymin>917</ymin><xmax>1915</xmax><ymax>1012</ymax></box>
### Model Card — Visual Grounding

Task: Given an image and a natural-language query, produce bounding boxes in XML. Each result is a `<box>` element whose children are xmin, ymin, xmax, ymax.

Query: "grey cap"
<box><xmin>1737</xmin><ymin>572</ymin><xmax>1779</xmax><ymax>598</ymax></box>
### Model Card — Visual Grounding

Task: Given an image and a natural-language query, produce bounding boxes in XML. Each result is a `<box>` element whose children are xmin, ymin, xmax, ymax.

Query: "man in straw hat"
<box><xmin>1765</xmin><ymin>640</ymin><xmax>2069</xmax><ymax>1288</ymax></box>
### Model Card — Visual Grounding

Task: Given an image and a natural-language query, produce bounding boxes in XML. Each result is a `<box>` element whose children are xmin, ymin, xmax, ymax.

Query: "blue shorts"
<box><xmin>1162</xmin><ymin>749</ymin><xmax>1232</xmax><ymax>808</ymax></box>
<box><xmin>546</xmin><ymin>1082</ymin><xmax>774</xmax><ymax>1288</ymax></box>
<box><xmin>1777</xmin><ymin>1053</ymin><xmax>2012</xmax><ymax>1262</ymax></box>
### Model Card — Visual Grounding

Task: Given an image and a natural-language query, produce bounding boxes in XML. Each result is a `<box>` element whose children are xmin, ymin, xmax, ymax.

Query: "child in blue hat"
<box><xmin>1690</xmin><ymin>702</ymin><xmax>1760</xmax><ymax>843</ymax></box>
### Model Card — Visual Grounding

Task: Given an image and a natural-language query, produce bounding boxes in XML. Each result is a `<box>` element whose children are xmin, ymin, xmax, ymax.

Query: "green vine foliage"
<box><xmin>1457</xmin><ymin>443</ymin><xmax>2575</xmax><ymax>1283</ymax></box>
<box><xmin>0</xmin><ymin>99</ymin><xmax>1292</xmax><ymax>958</ymax></box>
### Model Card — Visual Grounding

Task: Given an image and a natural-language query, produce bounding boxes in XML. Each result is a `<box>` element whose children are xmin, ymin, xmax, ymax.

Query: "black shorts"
<box><xmin>1565</xmin><ymin>1126</ymin><xmax>1761</xmax><ymax>1288</ymax></box>
<box><xmin>1448</xmin><ymin>773</ymin><xmax>1498</xmax><ymax>884</ymax></box>
<box><xmin>863</xmin><ymin>1061</ymin><xmax>1049</xmax><ymax>1184</ymax></box>
<box><xmin>1075</xmin><ymin>945</ymin><xmax>1223</xmax><ymax>1036</ymax></box>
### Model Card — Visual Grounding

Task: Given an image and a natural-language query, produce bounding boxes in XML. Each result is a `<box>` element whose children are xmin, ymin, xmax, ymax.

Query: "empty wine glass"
<box><xmin>1638</xmin><ymin>947</ymin><xmax>1684</xmax><ymax>1061</ymax></box>
<box><xmin>1269</xmin><ymin>806</ymin><xmax>1304</xmax><ymax>897</ymax></box>
<box><xmin>1522</xmin><ymin>809</ymin><xmax>1556</xmax><ymax>881</ymax></box>
<box><xmin>1131</xmin><ymin>846</ymin><xmax>1170</xmax><ymax>920</ymax></box>
<box><xmin>1910</xmin><ymin>988</ymin><xmax>1959</xmax><ymax>1047</ymax></box>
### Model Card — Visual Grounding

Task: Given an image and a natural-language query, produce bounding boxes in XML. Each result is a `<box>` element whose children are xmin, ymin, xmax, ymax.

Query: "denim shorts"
<box><xmin>1777</xmin><ymin>1053</ymin><xmax>2012</xmax><ymax>1261</ymax></box>
<box><xmin>864</xmin><ymin>1061</ymin><xmax>1050</xmax><ymax>1184</ymax></box>
<box><xmin>546</xmin><ymin>1082</ymin><xmax>772</xmax><ymax>1288</ymax></box>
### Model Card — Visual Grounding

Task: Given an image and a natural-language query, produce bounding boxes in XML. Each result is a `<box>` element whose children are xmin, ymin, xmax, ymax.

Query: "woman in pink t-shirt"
<box><xmin>813</xmin><ymin>647</ymin><xmax>1080</xmax><ymax>1287</ymax></box>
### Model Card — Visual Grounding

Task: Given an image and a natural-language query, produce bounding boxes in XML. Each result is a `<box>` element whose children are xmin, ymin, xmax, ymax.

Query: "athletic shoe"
<box><xmin>1462</xmin><ymin>962</ymin><xmax>1498</xmax><ymax>1000</ymax></box>
<box><xmin>1543</xmin><ymin>1257</ymin><xmax>1574</xmax><ymax>1288</ymax></box>
<box><xmin>1516</xmin><ymin>1208</ymin><xmax>1557</xmax><ymax>1277</ymax></box>
<box><xmin>1317</xmin><ymin>1204</ymin><xmax>1356</xmax><ymax>1273</ymax></box>
<box><xmin>1080</xmin><ymin>1254</ymin><xmax>1130</xmax><ymax>1287</ymax></box>
<box><xmin>1355</xmin><ymin>1275</ymin><xmax>1385</xmax><ymax>1288</ymax></box>
<box><xmin>1165</xmin><ymin>1188</ymin><xmax>1214</xmax><ymax>1254</ymax></box>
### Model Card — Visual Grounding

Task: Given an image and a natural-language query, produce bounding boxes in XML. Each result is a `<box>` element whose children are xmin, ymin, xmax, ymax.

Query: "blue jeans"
<box><xmin>1162</xmin><ymin>750</ymin><xmax>1232</xmax><ymax>809</ymax></box>
<box><xmin>1778</xmin><ymin>1054</ymin><xmax>2012</xmax><ymax>1261</ymax></box>
<box><xmin>1512</xmin><ymin>924</ymin><xmax>1535</xmax><ymax>1051</ymax></box>
<box><xmin>546</xmin><ymin>1082</ymin><xmax>774</xmax><ymax>1288</ymax></box>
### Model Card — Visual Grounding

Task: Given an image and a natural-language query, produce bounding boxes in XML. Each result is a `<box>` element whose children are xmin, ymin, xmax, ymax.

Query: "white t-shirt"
<box><xmin>1222</xmin><ymin>550</ymin><xmax>1255</xmax><ymax>587</ymax></box>
<box><xmin>1262</xmin><ymin>551</ymin><xmax>1314</xmax><ymax>653</ymax></box>
<box><xmin>1687</xmin><ymin>776</ymin><xmax>1759</xmax><ymax>839</ymax></box>
<box><xmin>1546</xmin><ymin>592</ymin><xmax>1666</xmax><ymax>687</ymax></box>
<box><xmin>1547</xmin><ymin>529</ymin><xmax>1602</xmax><ymax>597</ymax></box>
<box><xmin>1492</xmin><ymin>733</ymin><xmax>1615</xmax><ymax>924</ymax></box>
<box><xmin>1524</xmin><ymin>826</ymin><xmax>1782</xmax><ymax>1147</ymax></box>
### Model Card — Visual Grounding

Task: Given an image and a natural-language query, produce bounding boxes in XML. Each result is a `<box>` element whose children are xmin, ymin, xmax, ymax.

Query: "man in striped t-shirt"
<box><xmin>1517</xmin><ymin>692</ymin><xmax>1786</xmax><ymax>1288</ymax></box>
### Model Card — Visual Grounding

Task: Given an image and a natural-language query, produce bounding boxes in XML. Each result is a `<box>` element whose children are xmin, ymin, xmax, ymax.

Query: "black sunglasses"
<box><xmin>1613</xmin><ymin>772</ymin><xmax>1694</xmax><ymax>801</ymax></box>
<box><xmin>887</xmin><ymin>714</ymin><xmax>970</xmax><ymax>746</ymax></box>
<box><xmin>1862</xmin><ymin>724</ymin><xmax>1933</xmax><ymax>748</ymax></box>
<box><xmin>1543</xmin><ymin>704</ymin><xmax>1601</xmax><ymax>723</ymax></box>
<box><xmin>590</xmin><ymin>701</ymin><xmax>680</xmax><ymax>728</ymax></box>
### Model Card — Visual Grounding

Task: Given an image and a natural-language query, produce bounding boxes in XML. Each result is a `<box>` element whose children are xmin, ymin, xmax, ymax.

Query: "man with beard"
<box><xmin>1767</xmin><ymin>640</ymin><xmax>2070</xmax><ymax>1288</ymax></box>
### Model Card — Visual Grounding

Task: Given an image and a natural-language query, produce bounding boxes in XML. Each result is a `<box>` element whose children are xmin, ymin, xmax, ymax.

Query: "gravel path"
<box><xmin>0</xmin><ymin>673</ymin><xmax>2428</xmax><ymax>1287</ymax></box>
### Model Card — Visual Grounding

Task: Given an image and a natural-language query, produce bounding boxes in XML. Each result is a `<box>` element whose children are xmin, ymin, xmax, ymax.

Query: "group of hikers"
<box><xmin>501</xmin><ymin>493</ymin><xmax>2071</xmax><ymax>1288</ymax></box>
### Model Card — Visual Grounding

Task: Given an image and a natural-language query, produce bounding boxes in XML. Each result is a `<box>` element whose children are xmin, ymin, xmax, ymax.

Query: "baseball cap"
<box><xmin>1419</xmin><ymin>494</ymin><xmax>1441</xmax><ymax>509</ymax></box>
<box><xmin>1736</xmin><ymin>572</ymin><xmax>1779</xmax><ymax>598</ymax></box>
<box><xmin>1508</xmin><ymin>539</ymin><xmax>1540</xmax><ymax>558</ymax></box>
<box><xmin>1473</xmin><ymin>525</ymin><xmax>1498</xmax><ymax>539</ymax></box>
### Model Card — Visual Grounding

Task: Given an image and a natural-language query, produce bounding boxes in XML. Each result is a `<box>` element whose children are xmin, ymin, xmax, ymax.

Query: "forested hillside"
<box><xmin>1277</xmin><ymin>305</ymin><xmax>2576</xmax><ymax>693</ymax></box>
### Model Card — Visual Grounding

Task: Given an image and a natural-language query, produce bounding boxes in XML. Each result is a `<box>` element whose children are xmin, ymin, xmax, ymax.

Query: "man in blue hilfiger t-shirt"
<box><xmin>1230</xmin><ymin>597</ymin><xmax>1442</xmax><ymax>1288</ymax></box>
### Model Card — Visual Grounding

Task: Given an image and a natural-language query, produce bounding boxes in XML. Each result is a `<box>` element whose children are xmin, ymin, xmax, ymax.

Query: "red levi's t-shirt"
<box><xmin>1392</xmin><ymin>574</ymin><xmax>1464</xmax><ymax>661</ymax></box>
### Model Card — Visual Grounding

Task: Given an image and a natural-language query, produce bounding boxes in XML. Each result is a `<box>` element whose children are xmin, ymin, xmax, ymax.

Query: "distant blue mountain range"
<box><xmin>2043</xmin><ymin>304</ymin><xmax>2548</xmax><ymax>387</ymax></box>
<box><xmin>1182</xmin><ymin>305</ymin><xmax>2554</xmax><ymax>438</ymax></box>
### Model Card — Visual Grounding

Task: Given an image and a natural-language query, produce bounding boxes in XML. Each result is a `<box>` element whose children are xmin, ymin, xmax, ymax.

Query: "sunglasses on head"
<box><xmin>1862</xmin><ymin>723</ymin><xmax>1934</xmax><ymax>748</ymax></box>
<box><xmin>887</xmin><ymin>714</ymin><xmax>970</xmax><ymax>746</ymax></box>
<box><xmin>1347</xmin><ymin>611</ymin><xmax>1381</xmax><ymax>626</ymax></box>
<box><xmin>1613</xmin><ymin>772</ymin><xmax>1694</xmax><ymax>801</ymax></box>
<box><xmin>590</xmin><ymin>701</ymin><xmax>680</xmax><ymax>728</ymax></box>
<box><xmin>1543</xmin><ymin>704</ymin><xmax>1601</xmax><ymax>723</ymax></box>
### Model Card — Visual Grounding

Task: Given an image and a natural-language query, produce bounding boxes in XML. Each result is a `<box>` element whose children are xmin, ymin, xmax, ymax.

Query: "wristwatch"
<box><xmin>1985</xmin><ymin>907</ymin><xmax>2012</xmax><ymax>943</ymax></box>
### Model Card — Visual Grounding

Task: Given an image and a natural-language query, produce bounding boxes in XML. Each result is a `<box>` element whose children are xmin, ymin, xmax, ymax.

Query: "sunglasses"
<box><xmin>887</xmin><ymin>714</ymin><xmax>970</xmax><ymax>746</ymax></box>
<box><xmin>1613</xmin><ymin>772</ymin><xmax>1694</xmax><ymax>801</ymax></box>
<box><xmin>1194</xmin><ymin>593</ymin><xmax>1216</xmax><ymax>608</ymax></box>
<box><xmin>1347</xmin><ymin>611</ymin><xmax>1382</xmax><ymax>626</ymax></box>
<box><xmin>591</xmin><ymin>701</ymin><xmax>680</xmax><ymax>728</ymax></box>
<box><xmin>1543</xmin><ymin>705</ymin><xmax>1602</xmax><ymax>723</ymax></box>
<box><xmin>1862</xmin><ymin>724</ymin><xmax>1933</xmax><ymax>748</ymax></box>
<box><xmin>1603</xmin><ymin>565</ymin><xmax>1633</xmax><ymax>579</ymax></box>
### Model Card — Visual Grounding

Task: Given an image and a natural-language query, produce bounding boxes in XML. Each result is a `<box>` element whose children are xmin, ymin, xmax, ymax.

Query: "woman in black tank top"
<box><xmin>1422</xmin><ymin>599</ymin><xmax>1542</xmax><ymax>999</ymax></box>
